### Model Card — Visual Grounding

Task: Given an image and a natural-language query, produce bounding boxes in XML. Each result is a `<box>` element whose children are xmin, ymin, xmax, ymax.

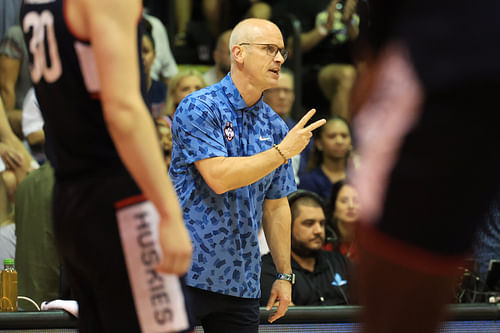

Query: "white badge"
<box><xmin>116</xmin><ymin>198</ymin><xmax>189</xmax><ymax>333</ymax></box>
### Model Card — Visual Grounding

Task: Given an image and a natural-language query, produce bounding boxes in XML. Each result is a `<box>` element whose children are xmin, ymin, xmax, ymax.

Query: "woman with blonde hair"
<box><xmin>161</xmin><ymin>69</ymin><xmax>207</xmax><ymax>126</ymax></box>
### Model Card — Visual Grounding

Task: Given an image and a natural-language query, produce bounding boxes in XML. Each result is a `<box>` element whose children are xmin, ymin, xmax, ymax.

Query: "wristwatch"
<box><xmin>276</xmin><ymin>273</ymin><xmax>295</xmax><ymax>285</ymax></box>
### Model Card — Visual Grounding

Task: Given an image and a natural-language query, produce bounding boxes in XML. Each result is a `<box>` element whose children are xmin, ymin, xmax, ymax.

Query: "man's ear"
<box><xmin>232</xmin><ymin>45</ymin><xmax>245</xmax><ymax>64</ymax></box>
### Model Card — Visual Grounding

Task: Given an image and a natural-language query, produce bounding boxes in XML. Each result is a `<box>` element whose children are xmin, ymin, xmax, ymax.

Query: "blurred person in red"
<box><xmin>351</xmin><ymin>1</ymin><xmax>500</xmax><ymax>332</ymax></box>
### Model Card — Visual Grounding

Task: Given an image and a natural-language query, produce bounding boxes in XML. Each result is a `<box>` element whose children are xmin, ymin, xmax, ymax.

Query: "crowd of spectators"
<box><xmin>0</xmin><ymin>0</ymin><xmax>498</xmax><ymax>316</ymax></box>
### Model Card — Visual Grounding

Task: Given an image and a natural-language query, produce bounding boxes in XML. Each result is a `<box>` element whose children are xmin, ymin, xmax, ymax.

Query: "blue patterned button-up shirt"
<box><xmin>170</xmin><ymin>74</ymin><xmax>297</xmax><ymax>298</ymax></box>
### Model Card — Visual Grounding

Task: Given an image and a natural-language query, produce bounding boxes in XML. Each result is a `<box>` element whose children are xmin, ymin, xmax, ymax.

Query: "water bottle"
<box><xmin>1</xmin><ymin>258</ymin><xmax>18</xmax><ymax>311</ymax></box>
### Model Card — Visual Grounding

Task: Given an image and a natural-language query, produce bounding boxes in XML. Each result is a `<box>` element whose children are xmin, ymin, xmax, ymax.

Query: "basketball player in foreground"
<box><xmin>352</xmin><ymin>1</ymin><xmax>500</xmax><ymax>332</ymax></box>
<box><xmin>21</xmin><ymin>0</ymin><xmax>193</xmax><ymax>331</ymax></box>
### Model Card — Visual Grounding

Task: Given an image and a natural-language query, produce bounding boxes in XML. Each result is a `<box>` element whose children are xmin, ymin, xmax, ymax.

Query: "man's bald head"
<box><xmin>229</xmin><ymin>18</ymin><xmax>283</xmax><ymax>50</ymax></box>
<box><xmin>228</xmin><ymin>18</ymin><xmax>286</xmax><ymax>97</ymax></box>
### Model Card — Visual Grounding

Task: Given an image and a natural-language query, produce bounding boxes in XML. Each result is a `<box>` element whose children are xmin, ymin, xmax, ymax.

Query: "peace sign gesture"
<box><xmin>277</xmin><ymin>109</ymin><xmax>326</xmax><ymax>159</ymax></box>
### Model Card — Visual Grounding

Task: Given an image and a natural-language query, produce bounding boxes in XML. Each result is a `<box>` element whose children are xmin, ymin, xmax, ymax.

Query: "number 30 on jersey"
<box><xmin>23</xmin><ymin>10</ymin><xmax>62</xmax><ymax>84</ymax></box>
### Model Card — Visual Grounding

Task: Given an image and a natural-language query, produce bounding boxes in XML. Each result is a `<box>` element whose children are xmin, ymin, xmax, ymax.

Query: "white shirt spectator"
<box><xmin>143</xmin><ymin>13</ymin><xmax>178</xmax><ymax>82</ymax></box>
<box><xmin>0</xmin><ymin>223</ymin><xmax>15</xmax><ymax>265</ymax></box>
<box><xmin>22</xmin><ymin>88</ymin><xmax>44</xmax><ymax>138</ymax></box>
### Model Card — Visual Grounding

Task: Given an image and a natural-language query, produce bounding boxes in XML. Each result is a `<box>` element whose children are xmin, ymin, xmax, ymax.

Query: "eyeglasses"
<box><xmin>239</xmin><ymin>43</ymin><xmax>288</xmax><ymax>61</ymax></box>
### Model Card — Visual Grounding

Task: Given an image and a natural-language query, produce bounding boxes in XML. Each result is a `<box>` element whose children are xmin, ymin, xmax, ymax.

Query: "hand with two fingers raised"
<box><xmin>275</xmin><ymin>109</ymin><xmax>326</xmax><ymax>160</ymax></box>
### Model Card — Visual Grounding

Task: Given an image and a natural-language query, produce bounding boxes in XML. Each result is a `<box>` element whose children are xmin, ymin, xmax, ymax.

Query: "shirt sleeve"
<box><xmin>171</xmin><ymin>95</ymin><xmax>228</xmax><ymax>165</ymax></box>
<box><xmin>0</xmin><ymin>26</ymin><xmax>25</xmax><ymax>60</ymax></box>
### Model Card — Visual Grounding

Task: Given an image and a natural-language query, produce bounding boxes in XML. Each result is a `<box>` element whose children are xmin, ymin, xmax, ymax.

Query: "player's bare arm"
<box><xmin>72</xmin><ymin>0</ymin><xmax>192</xmax><ymax>275</ymax></box>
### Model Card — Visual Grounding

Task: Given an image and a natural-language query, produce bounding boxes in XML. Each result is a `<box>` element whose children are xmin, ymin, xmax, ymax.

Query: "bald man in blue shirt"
<box><xmin>170</xmin><ymin>18</ymin><xmax>325</xmax><ymax>333</ymax></box>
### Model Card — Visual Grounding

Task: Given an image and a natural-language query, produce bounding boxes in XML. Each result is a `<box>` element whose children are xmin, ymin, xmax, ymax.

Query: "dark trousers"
<box><xmin>186</xmin><ymin>286</ymin><xmax>260</xmax><ymax>333</ymax></box>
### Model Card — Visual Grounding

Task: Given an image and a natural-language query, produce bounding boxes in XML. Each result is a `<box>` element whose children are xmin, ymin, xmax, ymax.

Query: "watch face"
<box><xmin>277</xmin><ymin>273</ymin><xmax>295</xmax><ymax>284</ymax></box>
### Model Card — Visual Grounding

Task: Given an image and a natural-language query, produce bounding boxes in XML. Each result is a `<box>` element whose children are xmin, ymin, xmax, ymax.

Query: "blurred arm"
<box><xmin>83</xmin><ymin>0</ymin><xmax>175</xmax><ymax>218</ymax></box>
<box><xmin>79</xmin><ymin>0</ymin><xmax>191</xmax><ymax>274</ymax></box>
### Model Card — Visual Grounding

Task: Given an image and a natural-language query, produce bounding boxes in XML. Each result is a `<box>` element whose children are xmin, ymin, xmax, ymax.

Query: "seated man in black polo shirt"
<box><xmin>260</xmin><ymin>189</ymin><xmax>352</xmax><ymax>306</ymax></box>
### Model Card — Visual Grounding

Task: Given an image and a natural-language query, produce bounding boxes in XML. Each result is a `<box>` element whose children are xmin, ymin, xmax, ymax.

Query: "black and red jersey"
<box><xmin>20</xmin><ymin>0</ymin><xmax>148</xmax><ymax>181</ymax></box>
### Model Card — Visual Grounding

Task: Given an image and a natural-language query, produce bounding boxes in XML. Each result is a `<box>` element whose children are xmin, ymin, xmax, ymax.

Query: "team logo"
<box><xmin>224</xmin><ymin>121</ymin><xmax>235</xmax><ymax>141</ymax></box>
<box><xmin>331</xmin><ymin>273</ymin><xmax>347</xmax><ymax>287</ymax></box>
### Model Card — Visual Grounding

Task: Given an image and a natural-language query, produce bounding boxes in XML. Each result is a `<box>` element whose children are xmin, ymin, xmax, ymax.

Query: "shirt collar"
<box><xmin>221</xmin><ymin>73</ymin><xmax>265</xmax><ymax>115</ymax></box>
